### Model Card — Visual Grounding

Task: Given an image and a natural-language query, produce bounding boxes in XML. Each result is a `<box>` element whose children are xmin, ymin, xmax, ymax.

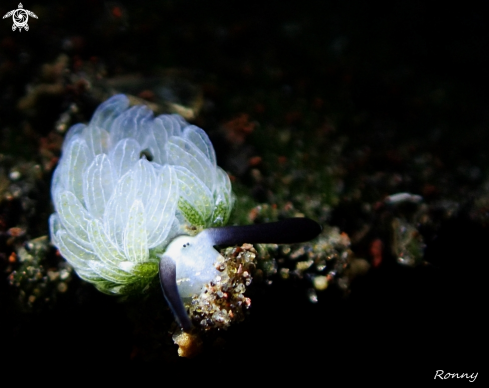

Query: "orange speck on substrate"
<box><xmin>138</xmin><ymin>90</ymin><xmax>156</xmax><ymax>101</ymax></box>
<box><xmin>278</xmin><ymin>156</ymin><xmax>287</xmax><ymax>165</ymax></box>
<box><xmin>340</xmin><ymin>232</ymin><xmax>350</xmax><ymax>245</ymax></box>
<box><xmin>46</xmin><ymin>157</ymin><xmax>60</xmax><ymax>172</ymax></box>
<box><xmin>248</xmin><ymin>207</ymin><xmax>260</xmax><ymax>222</ymax></box>
<box><xmin>8</xmin><ymin>252</ymin><xmax>17</xmax><ymax>263</ymax></box>
<box><xmin>248</xmin><ymin>156</ymin><xmax>262</xmax><ymax>166</ymax></box>
<box><xmin>283</xmin><ymin>201</ymin><xmax>293</xmax><ymax>211</ymax></box>
<box><xmin>370</xmin><ymin>238</ymin><xmax>383</xmax><ymax>268</ymax></box>
<box><xmin>8</xmin><ymin>227</ymin><xmax>24</xmax><ymax>237</ymax></box>
<box><xmin>222</xmin><ymin>114</ymin><xmax>255</xmax><ymax>145</ymax></box>
<box><xmin>111</xmin><ymin>6</ymin><xmax>123</xmax><ymax>18</ymax></box>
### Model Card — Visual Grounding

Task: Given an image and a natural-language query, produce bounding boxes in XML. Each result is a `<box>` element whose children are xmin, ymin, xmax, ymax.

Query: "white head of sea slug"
<box><xmin>50</xmin><ymin>94</ymin><xmax>321</xmax><ymax>331</ymax></box>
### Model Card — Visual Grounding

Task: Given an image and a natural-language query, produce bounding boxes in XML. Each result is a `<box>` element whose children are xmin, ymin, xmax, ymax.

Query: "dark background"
<box><xmin>0</xmin><ymin>0</ymin><xmax>487</xmax><ymax>378</ymax></box>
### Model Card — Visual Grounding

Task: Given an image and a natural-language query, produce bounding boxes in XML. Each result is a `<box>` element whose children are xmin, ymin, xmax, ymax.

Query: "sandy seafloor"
<box><xmin>0</xmin><ymin>0</ymin><xmax>487</xmax><ymax>379</ymax></box>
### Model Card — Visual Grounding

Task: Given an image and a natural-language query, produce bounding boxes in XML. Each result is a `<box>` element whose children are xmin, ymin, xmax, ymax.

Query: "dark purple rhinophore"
<box><xmin>202</xmin><ymin>217</ymin><xmax>322</xmax><ymax>246</ymax></box>
<box><xmin>159</xmin><ymin>255</ymin><xmax>193</xmax><ymax>331</ymax></box>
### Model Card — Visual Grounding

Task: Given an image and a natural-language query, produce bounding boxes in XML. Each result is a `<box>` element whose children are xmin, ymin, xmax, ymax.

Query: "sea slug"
<box><xmin>50</xmin><ymin>94</ymin><xmax>321</xmax><ymax>331</ymax></box>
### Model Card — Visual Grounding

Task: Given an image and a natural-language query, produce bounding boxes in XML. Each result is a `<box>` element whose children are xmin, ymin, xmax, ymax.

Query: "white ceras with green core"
<box><xmin>49</xmin><ymin>94</ymin><xmax>233</xmax><ymax>297</ymax></box>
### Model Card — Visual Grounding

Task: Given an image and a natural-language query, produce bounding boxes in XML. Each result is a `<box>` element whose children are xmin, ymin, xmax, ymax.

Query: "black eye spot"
<box><xmin>139</xmin><ymin>149</ymin><xmax>153</xmax><ymax>161</ymax></box>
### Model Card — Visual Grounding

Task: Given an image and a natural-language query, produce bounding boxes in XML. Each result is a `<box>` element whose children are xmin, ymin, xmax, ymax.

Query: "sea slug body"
<box><xmin>49</xmin><ymin>94</ymin><xmax>234</xmax><ymax>297</ymax></box>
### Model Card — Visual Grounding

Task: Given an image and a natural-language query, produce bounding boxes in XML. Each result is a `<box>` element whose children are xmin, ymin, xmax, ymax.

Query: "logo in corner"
<box><xmin>3</xmin><ymin>3</ymin><xmax>38</xmax><ymax>32</ymax></box>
